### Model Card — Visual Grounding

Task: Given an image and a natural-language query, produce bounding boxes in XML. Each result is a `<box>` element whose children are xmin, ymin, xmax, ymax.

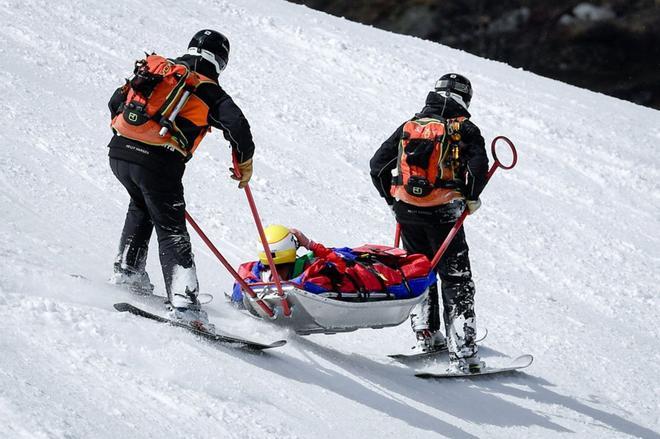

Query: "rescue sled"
<box><xmin>229</xmin><ymin>243</ymin><xmax>434</xmax><ymax>334</ymax></box>
<box><xmin>241</xmin><ymin>282</ymin><xmax>428</xmax><ymax>335</ymax></box>
<box><xmin>184</xmin><ymin>137</ymin><xmax>517</xmax><ymax>336</ymax></box>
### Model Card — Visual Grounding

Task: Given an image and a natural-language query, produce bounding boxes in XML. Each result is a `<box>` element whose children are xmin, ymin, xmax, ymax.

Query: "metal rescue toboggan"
<box><xmin>185</xmin><ymin>137</ymin><xmax>517</xmax><ymax>335</ymax></box>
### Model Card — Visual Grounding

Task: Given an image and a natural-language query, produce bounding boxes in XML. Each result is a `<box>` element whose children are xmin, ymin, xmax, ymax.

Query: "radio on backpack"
<box><xmin>391</xmin><ymin>116</ymin><xmax>466</xmax><ymax>207</ymax></box>
<box><xmin>111</xmin><ymin>54</ymin><xmax>214</xmax><ymax>159</ymax></box>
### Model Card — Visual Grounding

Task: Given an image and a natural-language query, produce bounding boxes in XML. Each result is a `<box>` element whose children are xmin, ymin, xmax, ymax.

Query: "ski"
<box><xmin>113</xmin><ymin>303</ymin><xmax>286</xmax><ymax>350</ymax></box>
<box><xmin>388</xmin><ymin>328</ymin><xmax>488</xmax><ymax>362</ymax></box>
<box><xmin>414</xmin><ymin>354</ymin><xmax>533</xmax><ymax>378</ymax></box>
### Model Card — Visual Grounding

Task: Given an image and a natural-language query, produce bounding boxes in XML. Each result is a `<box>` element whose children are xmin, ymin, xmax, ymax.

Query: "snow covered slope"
<box><xmin>1</xmin><ymin>0</ymin><xmax>659</xmax><ymax>438</ymax></box>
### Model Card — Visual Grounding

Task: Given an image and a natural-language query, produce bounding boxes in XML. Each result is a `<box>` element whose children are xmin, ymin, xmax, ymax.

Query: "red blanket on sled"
<box><xmin>298</xmin><ymin>244</ymin><xmax>432</xmax><ymax>297</ymax></box>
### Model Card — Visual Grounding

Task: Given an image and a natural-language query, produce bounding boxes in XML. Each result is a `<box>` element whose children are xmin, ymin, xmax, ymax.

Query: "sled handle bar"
<box><xmin>185</xmin><ymin>211</ymin><xmax>277</xmax><ymax>318</ymax></box>
<box><xmin>428</xmin><ymin>136</ymin><xmax>517</xmax><ymax>270</ymax></box>
<box><xmin>231</xmin><ymin>154</ymin><xmax>292</xmax><ymax>317</ymax></box>
<box><xmin>489</xmin><ymin>135</ymin><xmax>517</xmax><ymax>172</ymax></box>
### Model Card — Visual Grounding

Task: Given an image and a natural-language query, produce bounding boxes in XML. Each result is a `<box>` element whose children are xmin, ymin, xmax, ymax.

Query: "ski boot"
<box><xmin>415</xmin><ymin>329</ymin><xmax>447</xmax><ymax>353</ymax></box>
<box><xmin>167</xmin><ymin>290</ymin><xmax>215</xmax><ymax>334</ymax></box>
<box><xmin>448</xmin><ymin>352</ymin><xmax>485</xmax><ymax>374</ymax></box>
<box><xmin>109</xmin><ymin>264</ymin><xmax>154</xmax><ymax>295</ymax></box>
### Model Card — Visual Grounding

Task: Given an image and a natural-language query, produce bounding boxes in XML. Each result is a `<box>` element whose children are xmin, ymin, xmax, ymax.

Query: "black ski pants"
<box><xmin>109</xmin><ymin>158</ymin><xmax>196</xmax><ymax>298</ymax></box>
<box><xmin>399</xmin><ymin>217</ymin><xmax>476</xmax><ymax>336</ymax></box>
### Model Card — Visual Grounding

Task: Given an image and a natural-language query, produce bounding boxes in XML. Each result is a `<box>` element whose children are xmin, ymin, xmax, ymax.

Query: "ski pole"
<box><xmin>430</xmin><ymin>136</ymin><xmax>517</xmax><ymax>271</ymax></box>
<box><xmin>159</xmin><ymin>90</ymin><xmax>191</xmax><ymax>137</ymax></box>
<box><xmin>185</xmin><ymin>211</ymin><xmax>276</xmax><ymax>318</ymax></box>
<box><xmin>231</xmin><ymin>154</ymin><xmax>292</xmax><ymax>317</ymax></box>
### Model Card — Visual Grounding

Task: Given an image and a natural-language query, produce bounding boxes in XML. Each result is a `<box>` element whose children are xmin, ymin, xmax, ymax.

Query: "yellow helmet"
<box><xmin>258</xmin><ymin>224</ymin><xmax>298</xmax><ymax>265</ymax></box>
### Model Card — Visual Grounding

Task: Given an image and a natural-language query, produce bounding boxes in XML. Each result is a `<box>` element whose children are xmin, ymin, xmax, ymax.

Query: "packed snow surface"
<box><xmin>0</xmin><ymin>0</ymin><xmax>659</xmax><ymax>438</ymax></box>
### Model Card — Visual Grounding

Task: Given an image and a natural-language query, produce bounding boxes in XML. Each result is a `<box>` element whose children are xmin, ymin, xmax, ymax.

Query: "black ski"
<box><xmin>114</xmin><ymin>303</ymin><xmax>286</xmax><ymax>350</ymax></box>
<box><xmin>389</xmin><ymin>328</ymin><xmax>488</xmax><ymax>362</ymax></box>
<box><xmin>415</xmin><ymin>354</ymin><xmax>533</xmax><ymax>378</ymax></box>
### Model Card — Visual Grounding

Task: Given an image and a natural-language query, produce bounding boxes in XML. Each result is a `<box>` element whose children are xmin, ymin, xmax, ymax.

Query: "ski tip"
<box><xmin>512</xmin><ymin>354</ymin><xmax>534</xmax><ymax>368</ymax></box>
<box><xmin>113</xmin><ymin>302</ymin><xmax>133</xmax><ymax>312</ymax></box>
<box><xmin>480</xmin><ymin>327</ymin><xmax>488</xmax><ymax>340</ymax></box>
<box><xmin>197</xmin><ymin>293</ymin><xmax>214</xmax><ymax>305</ymax></box>
<box><xmin>232</xmin><ymin>338</ymin><xmax>287</xmax><ymax>351</ymax></box>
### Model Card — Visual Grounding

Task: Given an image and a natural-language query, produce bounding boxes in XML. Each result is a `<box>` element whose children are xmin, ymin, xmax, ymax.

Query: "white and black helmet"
<box><xmin>435</xmin><ymin>73</ymin><xmax>473</xmax><ymax>109</ymax></box>
<box><xmin>188</xmin><ymin>29</ymin><xmax>230</xmax><ymax>75</ymax></box>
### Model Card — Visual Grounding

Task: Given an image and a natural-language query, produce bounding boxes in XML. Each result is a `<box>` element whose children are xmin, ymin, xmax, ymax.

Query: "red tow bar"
<box><xmin>231</xmin><ymin>154</ymin><xmax>291</xmax><ymax>317</ymax></box>
<box><xmin>429</xmin><ymin>136</ymin><xmax>517</xmax><ymax>270</ymax></box>
<box><xmin>184</xmin><ymin>211</ymin><xmax>276</xmax><ymax>318</ymax></box>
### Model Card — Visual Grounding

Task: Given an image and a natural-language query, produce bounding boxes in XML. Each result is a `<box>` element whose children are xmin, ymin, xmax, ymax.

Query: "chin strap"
<box><xmin>445</xmin><ymin>92</ymin><xmax>469</xmax><ymax>110</ymax></box>
<box><xmin>187</xmin><ymin>47</ymin><xmax>226</xmax><ymax>74</ymax></box>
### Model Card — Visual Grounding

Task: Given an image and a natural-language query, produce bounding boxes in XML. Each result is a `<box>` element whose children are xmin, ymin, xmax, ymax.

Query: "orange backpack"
<box><xmin>390</xmin><ymin>116</ymin><xmax>466</xmax><ymax>207</ymax></box>
<box><xmin>111</xmin><ymin>54</ymin><xmax>215</xmax><ymax>158</ymax></box>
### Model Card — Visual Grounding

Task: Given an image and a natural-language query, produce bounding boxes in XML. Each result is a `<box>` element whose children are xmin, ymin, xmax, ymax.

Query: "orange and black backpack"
<box><xmin>390</xmin><ymin>115</ymin><xmax>467</xmax><ymax>207</ymax></box>
<box><xmin>111</xmin><ymin>54</ymin><xmax>216</xmax><ymax>159</ymax></box>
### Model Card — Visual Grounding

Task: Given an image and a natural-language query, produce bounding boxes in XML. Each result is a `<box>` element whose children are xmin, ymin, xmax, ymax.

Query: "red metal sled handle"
<box><xmin>231</xmin><ymin>154</ymin><xmax>292</xmax><ymax>317</ymax></box>
<box><xmin>184</xmin><ymin>211</ymin><xmax>276</xmax><ymax>318</ymax></box>
<box><xmin>490</xmin><ymin>135</ymin><xmax>517</xmax><ymax>172</ymax></box>
<box><xmin>430</xmin><ymin>136</ymin><xmax>517</xmax><ymax>270</ymax></box>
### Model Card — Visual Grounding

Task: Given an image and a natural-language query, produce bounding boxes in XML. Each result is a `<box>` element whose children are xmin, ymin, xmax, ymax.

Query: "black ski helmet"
<box><xmin>435</xmin><ymin>73</ymin><xmax>473</xmax><ymax>108</ymax></box>
<box><xmin>187</xmin><ymin>29</ymin><xmax>230</xmax><ymax>74</ymax></box>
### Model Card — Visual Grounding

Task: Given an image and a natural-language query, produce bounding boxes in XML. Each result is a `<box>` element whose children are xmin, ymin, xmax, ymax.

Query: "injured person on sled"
<box><xmin>229</xmin><ymin>224</ymin><xmax>436</xmax><ymax>309</ymax></box>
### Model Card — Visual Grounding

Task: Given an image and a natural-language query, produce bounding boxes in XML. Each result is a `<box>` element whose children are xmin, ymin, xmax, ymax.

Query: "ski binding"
<box><xmin>389</xmin><ymin>328</ymin><xmax>488</xmax><ymax>362</ymax></box>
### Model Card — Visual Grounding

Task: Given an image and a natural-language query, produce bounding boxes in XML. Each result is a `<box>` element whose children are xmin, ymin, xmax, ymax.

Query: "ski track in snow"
<box><xmin>0</xmin><ymin>0</ymin><xmax>659</xmax><ymax>438</ymax></box>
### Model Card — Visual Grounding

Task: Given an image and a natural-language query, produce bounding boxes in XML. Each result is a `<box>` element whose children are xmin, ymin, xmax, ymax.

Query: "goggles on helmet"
<box><xmin>188</xmin><ymin>47</ymin><xmax>227</xmax><ymax>74</ymax></box>
<box><xmin>435</xmin><ymin>78</ymin><xmax>470</xmax><ymax>94</ymax></box>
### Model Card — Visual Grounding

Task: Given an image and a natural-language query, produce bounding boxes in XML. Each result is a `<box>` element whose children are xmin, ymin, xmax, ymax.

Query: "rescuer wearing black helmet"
<box><xmin>107</xmin><ymin>29</ymin><xmax>255</xmax><ymax>331</ymax></box>
<box><xmin>369</xmin><ymin>73</ymin><xmax>488</xmax><ymax>373</ymax></box>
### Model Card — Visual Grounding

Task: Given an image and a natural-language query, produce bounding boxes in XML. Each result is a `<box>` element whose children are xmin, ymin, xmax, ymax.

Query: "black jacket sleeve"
<box><xmin>108</xmin><ymin>86</ymin><xmax>127</xmax><ymax>118</ymax></box>
<box><xmin>460</xmin><ymin>120</ymin><xmax>489</xmax><ymax>200</ymax></box>
<box><xmin>205</xmin><ymin>86</ymin><xmax>255</xmax><ymax>164</ymax></box>
<box><xmin>369</xmin><ymin>123</ymin><xmax>404</xmax><ymax>205</ymax></box>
